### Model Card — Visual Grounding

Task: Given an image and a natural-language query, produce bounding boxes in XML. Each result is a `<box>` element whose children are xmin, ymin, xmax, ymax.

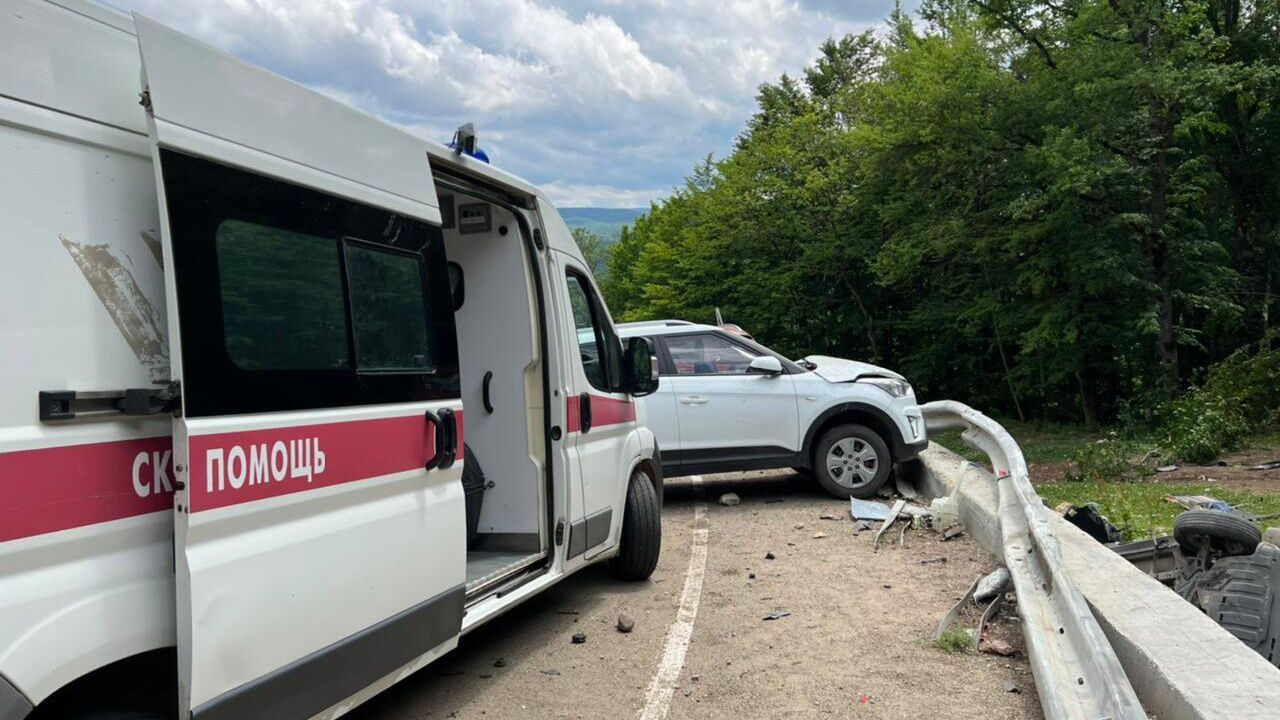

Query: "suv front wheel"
<box><xmin>813</xmin><ymin>424</ymin><xmax>892</xmax><ymax>499</ymax></box>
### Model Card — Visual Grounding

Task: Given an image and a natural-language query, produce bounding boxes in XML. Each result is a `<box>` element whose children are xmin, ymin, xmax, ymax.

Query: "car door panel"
<box><xmin>135</xmin><ymin>16</ymin><xmax>465</xmax><ymax>719</ymax></box>
<box><xmin>662</xmin><ymin>333</ymin><xmax>801</xmax><ymax>456</ymax></box>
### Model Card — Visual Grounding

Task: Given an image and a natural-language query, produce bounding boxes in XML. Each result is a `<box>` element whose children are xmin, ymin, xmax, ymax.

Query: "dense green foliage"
<box><xmin>602</xmin><ymin>0</ymin><xmax>1280</xmax><ymax>428</ymax></box>
<box><xmin>1157</xmin><ymin>339</ymin><xmax>1280</xmax><ymax>460</ymax></box>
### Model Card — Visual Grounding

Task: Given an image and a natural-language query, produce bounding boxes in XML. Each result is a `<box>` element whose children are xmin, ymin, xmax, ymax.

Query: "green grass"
<box><xmin>931</xmin><ymin>420</ymin><xmax>1108</xmax><ymax>465</ymax></box>
<box><xmin>932</xmin><ymin>627</ymin><xmax>975</xmax><ymax>654</ymax></box>
<box><xmin>1036</xmin><ymin>482</ymin><xmax>1280</xmax><ymax>541</ymax></box>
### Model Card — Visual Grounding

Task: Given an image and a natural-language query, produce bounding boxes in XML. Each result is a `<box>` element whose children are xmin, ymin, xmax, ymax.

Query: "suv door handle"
<box><xmin>679</xmin><ymin>396</ymin><xmax>708</xmax><ymax>405</ymax></box>
<box><xmin>579</xmin><ymin>392</ymin><xmax>593</xmax><ymax>433</ymax></box>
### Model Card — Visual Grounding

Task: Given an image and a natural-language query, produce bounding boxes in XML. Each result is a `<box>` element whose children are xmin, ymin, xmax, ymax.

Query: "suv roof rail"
<box><xmin>617</xmin><ymin>319</ymin><xmax>695</xmax><ymax>328</ymax></box>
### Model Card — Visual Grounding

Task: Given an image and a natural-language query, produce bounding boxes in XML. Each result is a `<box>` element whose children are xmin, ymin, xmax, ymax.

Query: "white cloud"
<box><xmin>111</xmin><ymin>0</ymin><xmax>897</xmax><ymax>206</ymax></box>
<box><xmin>539</xmin><ymin>180</ymin><xmax>668</xmax><ymax>208</ymax></box>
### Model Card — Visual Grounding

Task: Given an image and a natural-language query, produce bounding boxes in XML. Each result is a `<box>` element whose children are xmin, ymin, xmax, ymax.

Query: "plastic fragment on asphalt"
<box><xmin>850</xmin><ymin>498</ymin><xmax>894</xmax><ymax>521</ymax></box>
<box><xmin>873</xmin><ymin>499</ymin><xmax>907</xmax><ymax>551</ymax></box>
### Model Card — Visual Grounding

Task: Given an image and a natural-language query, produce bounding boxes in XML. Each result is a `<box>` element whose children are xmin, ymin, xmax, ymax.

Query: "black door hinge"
<box><xmin>40</xmin><ymin>381</ymin><xmax>181</xmax><ymax>422</ymax></box>
<box><xmin>555</xmin><ymin>519</ymin><xmax>565</xmax><ymax>546</ymax></box>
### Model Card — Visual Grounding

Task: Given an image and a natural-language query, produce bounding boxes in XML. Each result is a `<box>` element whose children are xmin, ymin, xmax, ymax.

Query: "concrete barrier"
<box><xmin>917</xmin><ymin>443</ymin><xmax>1280</xmax><ymax>720</ymax></box>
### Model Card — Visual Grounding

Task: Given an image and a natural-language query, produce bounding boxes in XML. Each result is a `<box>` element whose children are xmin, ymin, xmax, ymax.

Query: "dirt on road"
<box><xmin>348</xmin><ymin>470</ymin><xmax>1041</xmax><ymax>720</ymax></box>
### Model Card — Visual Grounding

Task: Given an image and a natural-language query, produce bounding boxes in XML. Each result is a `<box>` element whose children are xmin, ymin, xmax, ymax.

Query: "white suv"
<box><xmin>618</xmin><ymin>321</ymin><xmax>927</xmax><ymax>498</ymax></box>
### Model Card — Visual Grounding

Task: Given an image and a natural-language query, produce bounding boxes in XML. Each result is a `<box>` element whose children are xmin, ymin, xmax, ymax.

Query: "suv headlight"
<box><xmin>857</xmin><ymin>376</ymin><xmax>913</xmax><ymax>398</ymax></box>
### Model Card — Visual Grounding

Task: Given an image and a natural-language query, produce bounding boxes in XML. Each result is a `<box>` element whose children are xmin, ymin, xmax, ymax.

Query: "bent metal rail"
<box><xmin>921</xmin><ymin>401</ymin><xmax>1145</xmax><ymax>720</ymax></box>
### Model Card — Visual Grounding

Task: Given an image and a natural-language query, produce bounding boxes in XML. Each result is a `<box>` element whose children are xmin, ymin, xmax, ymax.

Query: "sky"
<box><xmin>110</xmin><ymin>0</ymin><xmax>906</xmax><ymax>207</ymax></box>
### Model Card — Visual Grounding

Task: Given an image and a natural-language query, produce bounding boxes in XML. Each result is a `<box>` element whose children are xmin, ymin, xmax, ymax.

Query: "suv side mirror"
<box><xmin>747</xmin><ymin>356</ymin><xmax>783</xmax><ymax>376</ymax></box>
<box><xmin>623</xmin><ymin>336</ymin><xmax>660</xmax><ymax>397</ymax></box>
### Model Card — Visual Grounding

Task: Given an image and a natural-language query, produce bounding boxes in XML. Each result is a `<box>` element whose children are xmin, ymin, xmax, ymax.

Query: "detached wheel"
<box><xmin>814</xmin><ymin>424</ymin><xmax>891</xmax><ymax>499</ymax></box>
<box><xmin>1174</xmin><ymin>509</ymin><xmax>1261</xmax><ymax>557</ymax></box>
<box><xmin>610</xmin><ymin>470</ymin><xmax>661</xmax><ymax>581</ymax></box>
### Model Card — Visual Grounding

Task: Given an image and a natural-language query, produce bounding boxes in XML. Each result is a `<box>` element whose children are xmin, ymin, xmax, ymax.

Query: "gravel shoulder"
<box><xmin>348</xmin><ymin>470</ymin><xmax>1041</xmax><ymax>719</ymax></box>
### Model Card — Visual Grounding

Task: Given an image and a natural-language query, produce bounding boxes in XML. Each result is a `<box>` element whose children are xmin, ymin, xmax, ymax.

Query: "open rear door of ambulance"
<box><xmin>133</xmin><ymin>15</ymin><xmax>467</xmax><ymax>720</ymax></box>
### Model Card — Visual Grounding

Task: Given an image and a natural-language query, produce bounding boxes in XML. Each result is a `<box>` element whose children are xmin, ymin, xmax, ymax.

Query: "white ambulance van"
<box><xmin>0</xmin><ymin>2</ymin><xmax>664</xmax><ymax>718</ymax></box>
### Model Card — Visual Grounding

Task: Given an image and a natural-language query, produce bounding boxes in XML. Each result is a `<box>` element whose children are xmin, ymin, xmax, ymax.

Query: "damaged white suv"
<box><xmin>618</xmin><ymin>321</ymin><xmax>927</xmax><ymax>498</ymax></box>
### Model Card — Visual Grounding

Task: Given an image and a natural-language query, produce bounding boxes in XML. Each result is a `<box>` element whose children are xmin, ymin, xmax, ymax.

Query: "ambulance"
<box><xmin>0</xmin><ymin>2</ymin><xmax>663</xmax><ymax>718</ymax></box>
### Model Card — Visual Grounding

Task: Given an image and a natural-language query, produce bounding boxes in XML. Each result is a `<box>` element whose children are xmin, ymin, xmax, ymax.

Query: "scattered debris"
<box><xmin>764</xmin><ymin>551</ymin><xmax>776</xmax><ymax>560</ymax></box>
<box><xmin>819</xmin><ymin>512</ymin><xmax>842</xmax><ymax>521</ymax></box>
<box><xmin>812</xmin><ymin>532</ymin><xmax>828</xmax><ymax>539</ymax></box>
<box><xmin>1059</xmin><ymin>503</ymin><xmax>1123</xmax><ymax>544</ymax></box>
<box><xmin>540</xmin><ymin>669</ymin><xmax>561</xmax><ymax>676</ymax></box>
<box><xmin>493</xmin><ymin>657</ymin><xmax>507</xmax><ymax>668</ymax></box>
<box><xmin>1166</xmin><ymin>494</ymin><xmax>1235</xmax><ymax>512</ymax></box>
<box><xmin>852</xmin><ymin>520</ymin><xmax>875</xmax><ymax>534</ymax></box>
<box><xmin>873</xmin><ymin>499</ymin><xmax>907</xmax><ymax>552</ymax></box>
<box><xmin>616</xmin><ymin>613</ymin><xmax>635</xmax><ymax>633</ymax></box>
<box><xmin>920</xmin><ymin>557</ymin><xmax>948</xmax><ymax>565</ymax></box>
<box><xmin>941</xmin><ymin>525</ymin><xmax>965</xmax><ymax>542</ymax></box>
<box><xmin>571</xmin><ymin>632</ymin><xmax>586</xmax><ymax>644</ymax></box>
<box><xmin>1003</xmin><ymin>680</ymin><xmax>1021</xmax><ymax>694</ymax></box>
<box><xmin>1155</xmin><ymin>464</ymin><xmax>1179</xmax><ymax>473</ymax></box>
<box><xmin>925</xmin><ymin>496</ymin><xmax>960</xmax><ymax>531</ymax></box>
<box><xmin>981</xmin><ymin>639</ymin><xmax>1017</xmax><ymax>657</ymax></box>
<box><xmin>763</xmin><ymin>611</ymin><xmax>791</xmax><ymax>621</ymax></box>
<box><xmin>794</xmin><ymin>523</ymin><xmax>805</xmax><ymax>530</ymax></box>
<box><xmin>974</xmin><ymin>567</ymin><xmax>1012</xmax><ymax>605</ymax></box>
<box><xmin>1248</xmin><ymin>460</ymin><xmax>1280</xmax><ymax>471</ymax></box>
<box><xmin>719</xmin><ymin>493</ymin><xmax>741</xmax><ymax>507</ymax></box>
<box><xmin>850</xmin><ymin>498</ymin><xmax>895</xmax><ymax>522</ymax></box>
<box><xmin>748</xmin><ymin>572</ymin><xmax>757</xmax><ymax>579</ymax></box>
<box><xmin>898</xmin><ymin>521</ymin><xmax>909</xmax><ymax>547</ymax></box>
<box><xmin>935</xmin><ymin>576</ymin><xmax>982</xmax><ymax>640</ymax></box>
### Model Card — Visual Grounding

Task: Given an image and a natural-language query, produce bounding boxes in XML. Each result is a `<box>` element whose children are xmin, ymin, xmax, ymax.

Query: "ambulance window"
<box><xmin>216</xmin><ymin>220</ymin><xmax>349</xmax><ymax>371</ymax></box>
<box><xmin>346</xmin><ymin>242</ymin><xmax>433</xmax><ymax>373</ymax></box>
<box><xmin>566</xmin><ymin>270</ymin><xmax>621</xmax><ymax>392</ymax></box>
<box><xmin>158</xmin><ymin>149</ymin><xmax>459</xmax><ymax>417</ymax></box>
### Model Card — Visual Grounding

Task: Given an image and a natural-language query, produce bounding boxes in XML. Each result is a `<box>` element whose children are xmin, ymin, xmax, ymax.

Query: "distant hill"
<box><xmin>559</xmin><ymin>207</ymin><xmax>645</xmax><ymax>241</ymax></box>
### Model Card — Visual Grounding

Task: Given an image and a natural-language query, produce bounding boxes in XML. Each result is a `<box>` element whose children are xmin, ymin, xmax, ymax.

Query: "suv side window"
<box><xmin>566</xmin><ymin>270</ymin><xmax>621</xmax><ymax>392</ymax></box>
<box><xmin>666</xmin><ymin>333</ymin><xmax>759</xmax><ymax>375</ymax></box>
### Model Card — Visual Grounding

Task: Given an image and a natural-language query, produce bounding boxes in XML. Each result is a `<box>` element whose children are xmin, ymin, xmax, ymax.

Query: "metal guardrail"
<box><xmin>921</xmin><ymin>400</ymin><xmax>1145</xmax><ymax>720</ymax></box>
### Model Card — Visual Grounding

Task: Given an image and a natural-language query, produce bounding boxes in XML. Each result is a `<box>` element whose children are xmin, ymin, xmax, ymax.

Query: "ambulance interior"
<box><xmin>438</xmin><ymin>179</ymin><xmax>550</xmax><ymax>598</ymax></box>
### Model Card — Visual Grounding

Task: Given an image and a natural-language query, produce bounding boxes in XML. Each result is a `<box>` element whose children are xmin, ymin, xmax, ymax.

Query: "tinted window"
<box><xmin>160</xmin><ymin>150</ymin><xmax>458</xmax><ymax>417</ymax></box>
<box><xmin>347</xmin><ymin>243</ymin><xmax>432</xmax><ymax>372</ymax></box>
<box><xmin>666</xmin><ymin>333</ymin><xmax>759</xmax><ymax>375</ymax></box>
<box><xmin>566</xmin><ymin>271</ymin><xmax>620</xmax><ymax>392</ymax></box>
<box><xmin>216</xmin><ymin>220</ymin><xmax>349</xmax><ymax>371</ymax></box>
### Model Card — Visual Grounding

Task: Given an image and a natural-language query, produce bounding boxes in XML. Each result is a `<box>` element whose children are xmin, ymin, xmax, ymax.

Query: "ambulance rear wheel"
<box><xmin>610</xmin><ymin>469</ymin><xmax>661</xmax><ymax>581</ymax></box>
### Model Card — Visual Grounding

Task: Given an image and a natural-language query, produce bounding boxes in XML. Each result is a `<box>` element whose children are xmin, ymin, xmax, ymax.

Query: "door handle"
<box><xmin>424</xmin><ymin>410</ymin><xmax>442</xmax><ymax>471</ymax></box>
<box><xmin>579</xmin><ymin>392</ymin><xmax>593</xmax><ymax>433</ymax></box>
<box><xmin>679</xmin><ymin>396</ymin><xmax>708</xmax><ymax>405</ymax></box>
<box><xmin>424</xmin><ymin>409</ymin><xmax>458</xmax><ymax>471</ymax></box>
<box><xmin>482</xmin><ymin>371</ymin><xmax>494</xmax><ymax>414</ymax></box>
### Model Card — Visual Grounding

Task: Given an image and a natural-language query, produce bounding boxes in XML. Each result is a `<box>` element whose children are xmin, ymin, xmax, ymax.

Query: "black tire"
<box><xmin>812</xmin><ymin>424</ymin><xmax>892</xmax><ymax>499</ymax></box>
<box><xmin>610</xmin><ymin>470</ymin><xmax>661</xmax><ymax>581</ymax></box>
<box><xmin>1173</xmin><ymin>509</ymin><xmax>1261</xmax><ymax>557</ymax></box>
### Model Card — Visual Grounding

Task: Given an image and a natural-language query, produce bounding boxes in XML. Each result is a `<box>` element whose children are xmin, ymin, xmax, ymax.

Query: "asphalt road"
<box><xmin>347</xmin><ymin>470</ymin><xmax>1041</xmax><ymax>720</ymax></box>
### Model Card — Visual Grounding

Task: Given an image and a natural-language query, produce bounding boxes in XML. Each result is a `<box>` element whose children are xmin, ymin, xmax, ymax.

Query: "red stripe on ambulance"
<box><xmin>189</xmin><ymin>412</ymin><xmax>460</xmax><ymax>513</ymax></box>
<box><xmin>0</xmin><ymin>436</ymin><xmax>173</xmax><ymax>542</ymax></box>
<box><xmin>565</xmin><ymin>395</ymin><xmax>636</xmax><ymax>433</ymax></box>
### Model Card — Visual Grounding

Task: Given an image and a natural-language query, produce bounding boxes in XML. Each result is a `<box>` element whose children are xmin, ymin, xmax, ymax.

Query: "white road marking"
<box><xmin>639</xmin><ymin>475</ymin><xmax>709</xmax><ymax>720</ymax></box>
